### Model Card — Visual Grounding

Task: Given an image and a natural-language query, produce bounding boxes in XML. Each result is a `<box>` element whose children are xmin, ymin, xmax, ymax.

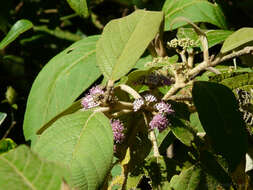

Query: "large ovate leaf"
<box><xmin>170</xmin><ymin>165</ymin><xmax>202</xmax><ymax>190</ymax></box>
<box><xmin>221</xmin><ymin>28</ymin><xmax>253</xmax><ymax>53</ymax></box>
<box><xmin>192</xmin><ymin>81</ymin><xmax>248</xmax><ymax>171</ymax></box>
<box><xmin>177</xmin><ymin>28</ymin><xmax>233</xmax><ymax>49</ymax></box>
<box><xmin>96</xmin><ymin>10</ymin><xmax>164</xmax><ymax>81</ymax></box>
<box><xmin>23</xmin><ymin>35</ymin><xmax>101</xmax><ymax>143</ymax></box>
<box><xmin>0</xmin><ymin>19</ymin><xmax>33</xmax><ymax>49</ymax></box>
<box><xmin>33</xmin><ymin>110</ymin><xmax>114</xmax><ymax>190</ymax></box>
<box><xmin>66</xmin><ymin>0</ymin><xmax>89</xmax><ymax>18</ymax></box>
<box><xmin>162</xmin><ymin>0</ymin><xmax>226</xmax><ymax>30</ymax></box>
<box><xmin>0</xmin><ymin>145</ymin><xmax>70</xmax><ymax>190</ymax></box>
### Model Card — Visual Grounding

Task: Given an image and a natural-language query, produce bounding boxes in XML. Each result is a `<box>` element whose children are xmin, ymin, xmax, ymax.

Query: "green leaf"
<box><xmin>96</xmin><ymin>10</ymin><xmax>164</xmax><ymax>81</ymax></box>
<box><xmin>23</xmin><ymin>35</ymin><xmax>101</xmax><ymax>144</ymax></box>
<box><xmin>199</xmin><ymin>151</ymin><xmax>232</xmax><ymax>189</ymax></box>
<box><xmin>36</xmin><ymin>100</ymin><xmax>82</xmax><ymax>135</ymax></box>
<box><xmin>33</xmin><ymin>111</ymin><xmax>114</xmax><ymax>190</ymax></box>
<box><xmin>0</xmin><ymin>112</ymin><xmax>7</xmax><ymax>126</ymax></box>
<box><xmin>0</xmin><ymin>138</ymin><xmax>16</xmax><ymax>154</ymax></box>
<box><xmin>210</xmin><ymin>72</ymin><xmax>253</xmax><ymax>92</ymax></box>
<box><xmin>162</xmin><ymin>0</ymin><xmax>227</xmax><ymax>30</ymax></box>
<box><xmin>170</xmin><ymin>165</ymin><xmax>202</xmax><ymax>190</ymax></box>
<box><xmin>66</xmin><ymin>0</ymin><xmax>89</xmax><ymax>18</ymax></box>
<box><xmin>177</xmin><ymin>28</ymin><xmax>233</xmax><ymax>49</ymax></box>
<box><xmin>190</xmin><ymin>112</ymin><xmax>205</xmax><ymax>133</ymax></box>
<box><xmin>0</xmin><ymin>19</ymin><xmax>33</xmax><ymax>50</ymax></box>
<box><xmin>170</xmin><ymin>118</ymin><xmax>194</xmax><ymax>147</ymax></box>
<box><xmin>0</xmin><ymin>145</ymin><xmax>70</xmax><ymax>190</ymax></box>
<box><xmin>221</xmin><ymin>28</ymin><xmax>253</xmax><ymax>53</ymax></box>
<box><xmin>192</xmin><ymin>81</ymin><xmax>248</xmax><ymax>171</ymax></box>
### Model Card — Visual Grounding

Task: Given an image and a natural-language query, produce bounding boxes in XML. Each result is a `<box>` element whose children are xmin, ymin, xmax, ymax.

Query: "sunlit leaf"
<box><xmin>221</xmin><ymin>27</ymin><xmax>253</xmax><ymax>53</ymax></box>
<box><xmin>23</xmin><ymin>36</ymin><xmax>101</xmax><ymax>144</ymax></box>
<box><xmin>96</xmin><ymin>10</ymin><xmax>164</xmax><ymax>81</ymax></box>
<box><xmin>33</xmin><ymin>111</ymin><xmax>114</xmax><ymax>190</ymax></box>
<box><xmin>66</xmin><ymin>0</ymin><xmax>89</xmax><ymax>18</ymax></box>
<box><xmin>0</xmin><ymin>145</ymin><xmax>70</xmax><ymax>190</ymax></box>
<box><xmin>0</xmin><ymin>19</ymin><xmax>33</xmax><ymax>49</ymax></box>
<box><xmin>163</xmin><ymin>0</ymin><xmax>227</xmax><ymax>30</ymax></box>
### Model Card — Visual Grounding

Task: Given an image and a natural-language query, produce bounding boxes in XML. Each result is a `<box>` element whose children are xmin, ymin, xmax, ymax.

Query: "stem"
<box><xmin>187</xmin><ymin>51</ymin><xmax>194</xmax><ymax>68</ymax></box>
<box><xmin>1</xmin><ymin>111</ymin><xmax>16</xmax><ymax>140</ymax></box>
<box><xmin>93</xmin><ymin>107</ymin><xmax>110</xmax><ymax>113</ymax></box>
<box><xmin>111</xmin><ymin>109</ymin><xmax>133</xmax><ymax>117</ymax></box>
<box><xmin>189</xmin><ymin>46</ymin><xmax>253</xmax><ymax>78</ymax></box>
<box><xmin>149</xmin><ymin>130</ymin><xmax>161</xmax><ymax>158</ymax></box>
<box><xmin>117</xmin><ymin>84</ymin><xmax>142</xmax><ymax>99</ymax></box>
<box><xmin>168</xmin><ymin>95</ymin><xmax>192</xmax><ymax>101</ymax></box>
<box><xmin>143</xmin><ymin>112</ymin><xmax>160</xmax><ymax>158</ymax></box>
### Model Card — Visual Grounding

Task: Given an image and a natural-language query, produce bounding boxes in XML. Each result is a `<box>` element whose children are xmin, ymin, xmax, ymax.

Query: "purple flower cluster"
<box><xmin>133</xmin><ymin>98</ymin><xmax>145</xmax><ymax>112</ymax></box>
<box><xmin>149</xmin><ymin>102</ymin><xmax>174</xmax><ymax>132</ymax></box>
<box><xmin>111</xmin><ymin>119</ymin><xmax>125</xmax><ymax>143</ymax></box>
<box><xmin>81</xmin><ymin>86</ymin><xmax>104</xmax><ymax>110</ymax></box>
<box><xmin>154</xmin><ymin>102</ymin><xmax>174</xmax><ymax>114</ymax></box>
<box><xmin>149</xmin><ymin>114</ymin><xmax>169</xmax><ymax>132</ymax></box>
<box><xmin>143</xmin><ymin>93</ymin><xmax>157</xmax><ymax>103</ymax></box>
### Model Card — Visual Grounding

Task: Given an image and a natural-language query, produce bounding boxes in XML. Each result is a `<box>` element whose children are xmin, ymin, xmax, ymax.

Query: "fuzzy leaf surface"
<box><xmin>33</xmin><ymin>111</ymin><xmax>114</xmax><ymax>190</ymax></box>
<box><xmin>0</xmin><ymin>145</ymin><xmax>69</xmax><ymax>190</ymax></box>
<box><xmin>162</xmin><ymin>0</ymin><xmax>226</xmax><ymax>30</ymax></box>
<box><xmin>96</xmin><ymin>10</ymin><xmax>164</xmax><ymax>81</ymax></box>
<box><xmin>221</xmin><ymin>27</ymin><xmax>253</xmax><ymax>53</ymax></box>
<box><xmin>23</xmin><ymin>36</ymin><xmax>101</xmax><ymax>143</ymax></box>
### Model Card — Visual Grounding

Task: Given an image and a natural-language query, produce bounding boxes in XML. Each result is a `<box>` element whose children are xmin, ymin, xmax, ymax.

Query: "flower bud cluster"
<box><xmin>110</xmin><ymin>119</ymin><xmax>125</xmax><ymax>143</ymax></box>
<box><xmin>149</xmin><ymin>101</ymin><xmax>174</xmax><ymax>132</ymax></box>
<box><xmin>81</xmin><ymin>85</ymin><xmax>104</xmax><ymax>110</ymax></box>
<box><xmin>167</xmin><ymin>38</ymin><xmax>195</xmax><ymax>50</ymax></box>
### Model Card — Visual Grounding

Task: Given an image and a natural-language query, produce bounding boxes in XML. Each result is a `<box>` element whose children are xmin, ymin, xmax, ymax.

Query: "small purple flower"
<box><xmin>149</xmin><ymin>114</ymin><xmax>169</xmax><ymax>132</ymax></box>
<box><xmin>81</xmin><ymin>85</ymin><xmax>104</xmax><ymax>110</ymax></box>
<box><xmin>143</xmin><ymin>94</ymin><xmax>157</xmax><ymax>103</ymax></box>
<box><xmin>89</xmin><ymin>85</ymin><xmax>104</xmax><ymax>95</ymax></box>
<box><xmin>155</xmin><ymin>102</ymin><xmax>174</xmax><ymax>115</ymax></box>
<box><xmin>81</xmin><ymin>95</ymin><xmax>99</xmax><ymax>109</ymax></box>
<box><xmin>133</xmin><ymin>98</ymin><xmax>145</xmax><ymax>112</ymax></box>
<box><xmin>111</xmin><ymin>119</ymin><xmax>125</xmax><ymax>143</ymax></box>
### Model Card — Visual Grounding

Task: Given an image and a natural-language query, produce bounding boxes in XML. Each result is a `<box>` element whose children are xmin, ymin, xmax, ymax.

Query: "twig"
<box><xmin>143</xmin><ymin>112</ymin><xmax>160</xmax><ymax>158</ymax></box>
<box><xmin>168</xmin><ymin>95</ymin><xmax>192</xmax><ymax>101</ymax></box>
<box><xmin>117</xmin><ymin>84</ymin><xmax>142</xmax><ymax>99</ymax></box>
<box><xmin>187</xmin><ymin>51</ymin><xmax>194</xmax><ymax>68</ymax></box>
<box><xmin>162</xmin><ymin>81</ymin><xmax>191</xmax><ymax>101</ymax></box>
<box><xmin>188</xmin><ymin>46</ymin><xmax>253</xmax><ymax>78</ymax></box>
<box><xmin>177</xmin><ymin>49</ymin><xmax>187</xmax><ymax>63</ymax></box>
<box><xmin>111</xmin><ymin>110</ymin><xmax>133</xmax><ymax>117</ymax></box>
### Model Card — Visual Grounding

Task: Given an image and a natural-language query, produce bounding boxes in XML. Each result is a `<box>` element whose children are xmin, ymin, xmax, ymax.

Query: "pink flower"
<box><xmin>149</xmin><ymin>114</ymin><xmax>169</xmax><ymax>132</ymax></box>
<box><xmin>111</xmin><ymin>119</ymin><xmax>125</xmax><ymax>143</ymax></box>
<box><xmin>154</xmin><ymin>102</ymin><xmax>174</xmax><ymax>115</ymax></box>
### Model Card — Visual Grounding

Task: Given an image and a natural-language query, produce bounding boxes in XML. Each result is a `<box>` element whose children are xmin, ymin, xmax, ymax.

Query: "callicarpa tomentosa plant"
<box><xmin>1</xmin><ymin>0</ymin><xmax>253</xmax><ymax>189</ymax></box>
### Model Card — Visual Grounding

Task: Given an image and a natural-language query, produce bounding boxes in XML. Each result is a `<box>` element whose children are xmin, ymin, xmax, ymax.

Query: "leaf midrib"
<box><xmin>110</xmin><ymin>12</ymin><xmax>148</xmax><ymax>79</ymax></box>
<box><xmin>42</xmin><ymin>49</ymin><xmax>96</xmax><ymax>130</ymax></box>
<box><xmin>0</xmin><ymin>156</ymin><xmax>37</xmax><ymax>190</ymax></box>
